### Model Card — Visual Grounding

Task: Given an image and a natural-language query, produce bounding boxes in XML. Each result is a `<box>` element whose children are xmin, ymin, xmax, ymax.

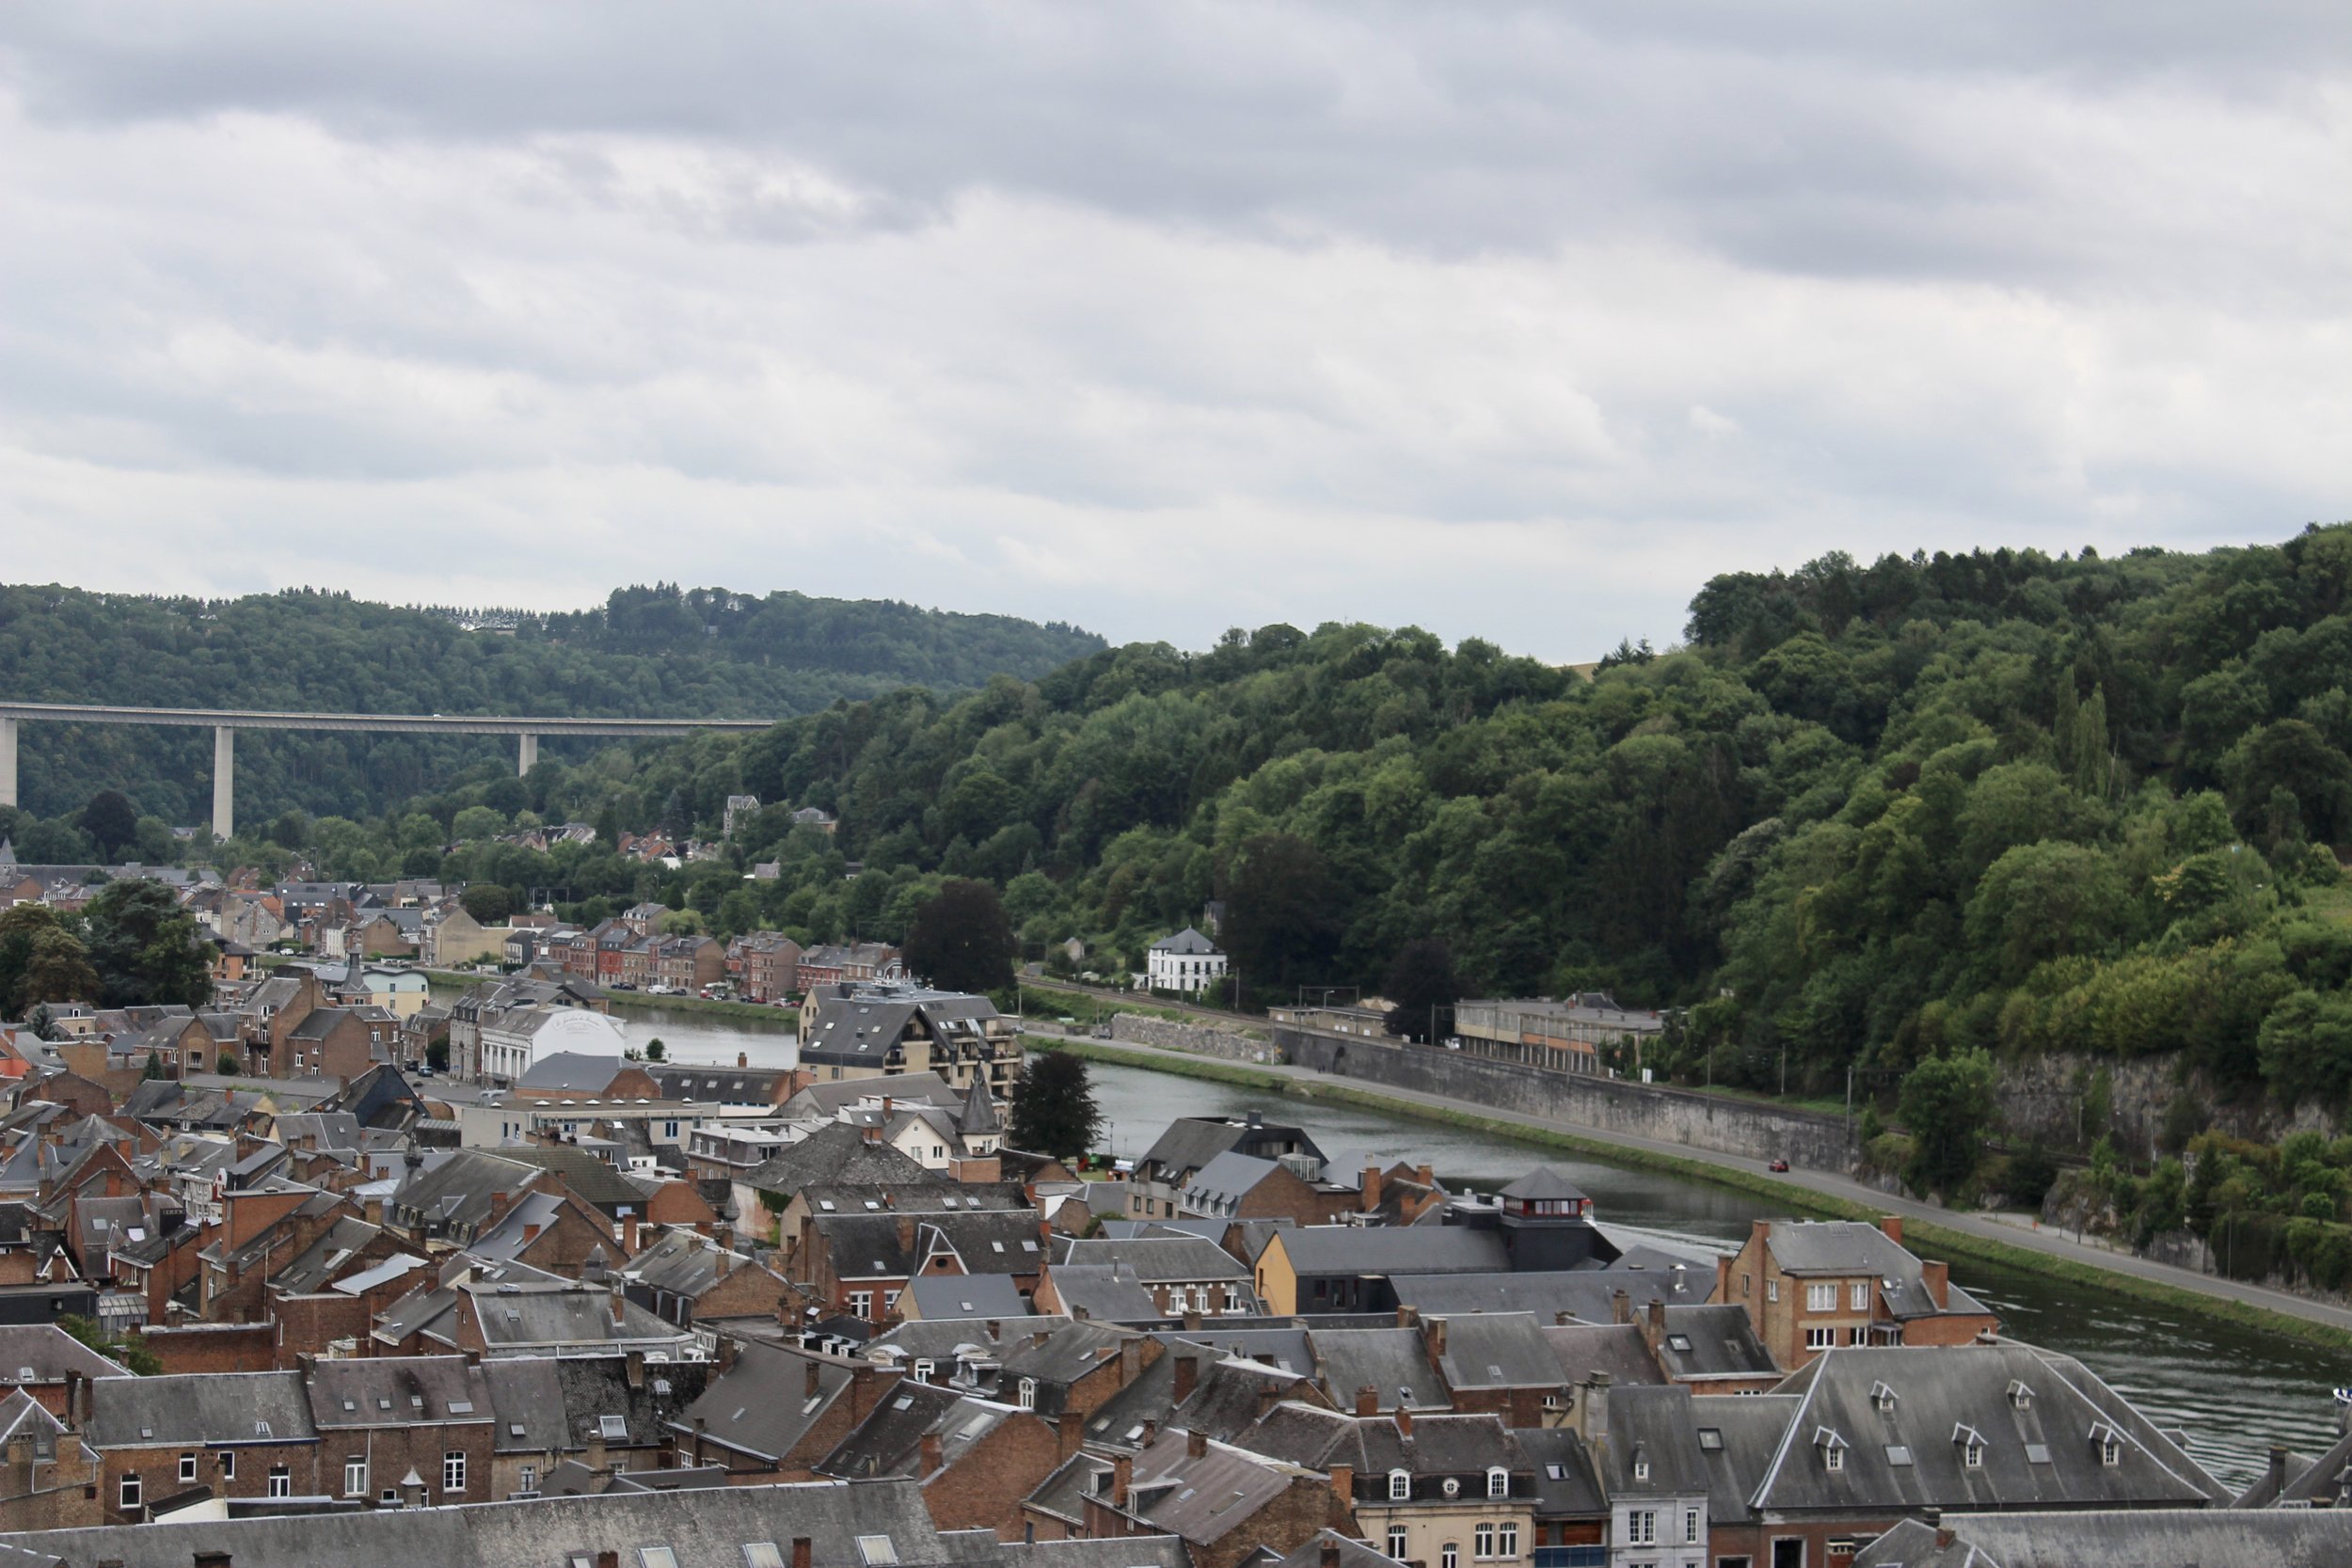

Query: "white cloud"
<box><xmin>1</xmin><ymin>3</ymin><xmax>2347</xmax><ymax>661</ymax></box>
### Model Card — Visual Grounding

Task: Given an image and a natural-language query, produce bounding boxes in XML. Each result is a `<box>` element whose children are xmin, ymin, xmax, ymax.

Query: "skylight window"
<box><xmin>1666</xmin><ymin>1335</ymin><xmax>1692</xmax><ymax>1353</ymax></box>
<box><xmin>854</xmin><ymin>1536</ymin><xmax>898</xmax><ymax>1566</ymax></box>
<box><xmin>1697</xmin><ymin>1430</ymin><xmax>1724</xmax><ymax>1451</ymax></box>
<box><xmin>743</xmin><ymin>1548</ymin><xmax>785</xmax><ymax>1568</ymax></box>
<box><xmin>599</xmin><ymin>1415</ymin><xmax>628</xmax><ymax>1440</ymax></box>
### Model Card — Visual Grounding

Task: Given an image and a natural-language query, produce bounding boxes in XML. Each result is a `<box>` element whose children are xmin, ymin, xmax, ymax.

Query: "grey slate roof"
<box><xmin>1762</xmin><ymin>1219</ymin><xmax>1994</xmax><ymax>1319</ymax></box>
<box><xmin>1513</xmin><ymin>1425</ymin><xmax>1609</xmax><ymax>1518</ymax></box>
<box><xmin>1057</xmin><ymin>1236</ymin><xmax>1250</xmax><ymax>1285</ymax></box>
<box><xmin>1688</xmin><ymin>1391</ymin><xmax>1801</xmax><ymax>1525</ymax></box>
<box><xmin>1592</xmin><ymin>1382</ymin><xmax>1711</xmax><ymax>1499</ymax></box>
<box><xmin>742</xmin><ymin>1121</ymin><xmax>936</xmax><ymax>1197</ymax></box>
<box><xmin>905</xmin><ymin>1274</ymin><xmax>1027</xmax><ymax>1321</ymax></box>
<box><xmin>1044</xmin><ymin>1264</ymin><xmax>1170</xmax><ymax>1324</ymax></box>
<box><xmin>1429</xmin><ymin>1312</ymin><xmax>1564</xmax><ymax>1390</ymax></box>
<box><xmin>1274</xmin><ymin>1226</ymin><xmax>1508</xmax><ymax>1276</ymax></box>
<box><xmin>88</xmin><ymin>1370</ymin><xmax>318</xmax><ymax>1449</ymax></box>
<box><xmin>0</xmin><ymin>1323</ymin><xmax>131</xmax><ymax>1385</ymax></box>
<box><xmin>1308</xmin><ymin>1326</ymin><xmax>1452</xmax><ymax>1413</ymax></box>
<box><xmin>1497</xmin><ymin>1166</ymin><xmax>1588</xmax><ymax>1202</ymax></box>
<box><xmin>1393</xmin><ymin>1264</ymin><xmax>1708</xmax><ymax>1320</ymax></box>
<box><xmin>1755</xmin><ymin>1343</ymin><xmax>2222</xmax><ymax>1515</ymax></box>
<box><xmin>0</xmin><ymin>1476</ymin><xmax>956</xmax><ymax>1568</ymax></box>
<box><xmin>1538</xmin><ymin>1323</ymin><xmax>1666</xmax><ymax>1391</ymax></box>
<box><xmin>1857</xmin><ymin>1509</ymin><xmax>2352</xmax><ymax>1568</ymax></box>
<box><xmin>669</xmin><ymin>1342</ymin><xmax>861</xmax><ymax>1464</ymax></box>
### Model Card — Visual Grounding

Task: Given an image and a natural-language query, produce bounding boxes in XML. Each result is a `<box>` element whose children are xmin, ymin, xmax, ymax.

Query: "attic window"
<box><xmin>743</xmin><ymin>1549</ymin><xmax>785</xmax><ymax>1568</ymax></box>
<box><xmin>640</xmin><ymin>1551</ymin><xmax>678</xmax><ymax>1568</ymax></box>
<box><xmin>1954</xmin><ymin>1426</ymin><xmax>1985</xmax><ymax>1469</ymax></box>
<box><xmin>255</xmin><ymin>1420</ymin><xmax>272</xmax><ymax>1438</ymax></box>
<box><xmin>818</xmin><ymin>1201</ymin><xmax>835</xmax><ymax>1212</ymax></box>
<box><xmin>1870</xmin><ymin>1381</ymin><xmax>1899</xmax><ymax>1413</ymax></box>
<box><xmin>510</xmin><ymin>1422</ymin><xmax>527</xmax><ymax>1437</ymax></box>
<box><xmin>448</xmin><ymin>1402</ymin><xmax>473</xmax><ymax>1415</ymax></box>
<box><xmin>1697</xmin><ymin>1430</ymin><xmax>1724</xmax><ymax>1451</ymax></box>
<box><xmin>854</xmin><ymin>1537</ymin><xmax>898</xmax><ymax>1567</ymax></box>
<box><xmin>1632</xmin><ymin>1455</ymin><xmax>1650</xmax><ymax>1483</ymax></box>
<box><xmin>1885</xmin><ymin>1446</ymin><xmax>1913</xmax><ymax>1467</ymax></box>
<box><xmin>1666</xmin><ymin>1335</ymin><xmax>1692</xmax><ymax>1353</ymax></box>
<box><xmin>1545</xmin><ymin>1464</ymin><xmax>1566</xmax><ymax>1481</ymax></box>
<box><xmin>2025</xmin><ymin>1444</ymin><xmax>2052</xmax><ymax>1465</ymax></box>
<box><xmin>2007</xmin><ymin>1380</ymin><xmax>2035</xmax><ymax>1410</ymax></box>
<box><xmin>599</xmin><ymin>1415</ymin><xmax>628</xmax><ymax>1440</ymax></box>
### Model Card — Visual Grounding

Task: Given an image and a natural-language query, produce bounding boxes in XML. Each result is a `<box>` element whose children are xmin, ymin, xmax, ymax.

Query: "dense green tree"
<box><xmin>0</xmin><ymin>905</ymin><xmax>99</xmax><ymax>1014</ymax></box>
<box><xmin>80</xmin><ymin>880</ymin><xmax>213</xmax><ymax>1009</ymax></box>
<box><xmin>79</xmin><ymin>790</ymin><xmax>139</xmax><ymax>859</ymax></box>
<box><xmin>1381</xmin><ymin>938</ymin><xmax>1460</xmax><ymax>1040</ymax></box>
<box><xmin>904</xmin><ymin>879</ymin><xmax>1017</xmax><ymax>995</ymax></box>
<box><xmin>1899</xmin><ymin>1049</ymin><xmax>1997</xmax><ymax>1195</ymax></box>
<box><xmin>1007</xmin><ymin>1050</ymin><xmax>1103</xmax><ymax>1163</ymax></box>
<box><xmin>460</xmin><ymin>883</ymin><xmax>516</xmax><ymax>926</ymax></box>
<box><xmin>1220</xmin><ymin>833</ymin><xmax>1342</xmax><ymax>996</ymax></box>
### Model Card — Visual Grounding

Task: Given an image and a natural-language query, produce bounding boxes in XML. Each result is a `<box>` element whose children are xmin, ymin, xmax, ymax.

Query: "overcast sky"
<box><xmin>2</xmin><ymin>5</ymin><xmax>2346</xmax><ymax>660</ymax></box>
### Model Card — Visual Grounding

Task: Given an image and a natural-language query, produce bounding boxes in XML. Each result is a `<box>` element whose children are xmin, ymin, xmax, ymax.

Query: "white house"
<box><xmin>1147</xmin><ymin>927</ymin><xmax>1229</xmax><ymax>995</ymax></box>
<box><xmin>475</xmin><ymin>1006</ymin><xmax>629</xmax><ymax>1085</ymax></box>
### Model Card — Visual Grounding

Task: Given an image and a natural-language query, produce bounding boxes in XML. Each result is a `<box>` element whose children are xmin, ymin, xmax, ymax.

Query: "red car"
<box><xmin>1767</xmin><ymin>1158</ymin><xmax>1791</xmax><ymax>1173</ymax></box>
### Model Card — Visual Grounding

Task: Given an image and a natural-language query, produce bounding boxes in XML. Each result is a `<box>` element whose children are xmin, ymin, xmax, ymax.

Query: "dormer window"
<box><xmin>1486</xmin><ymin>1466</ymin><xmax>1508</xmax><ymax>1498</ymax></box>
<box><xmin>1632</xmin><ymin>1454</ymin><xmax>1650</xmax><ymax>1484</ymax></box>
<box><xmin>2090</xmin><ymin>1423</ymin><xmax>2123</xmax><ymax>1466</ymax></box>
<box><xmin>2007</xmin><ymin>1380</ymin><xmax>2034</xmax><ymax>1411</ymax></box>
<box><xmin>1814</xmin><ymin>1428</ymin><xmax>1848</xmax><ymax>1473</ymax></box>
<box><xmin>1870</xmin><ymin>1381</ymin><xmax>1898</xmax><ymax>1413</ymax></box>
<box><xmin>1017</xmin><ymin>1378</ymin><xmax>1036</xmax><ymax>1410</ymax></box>
<box><xmin>1954</xmin><ymin>1425</ymin><xmax>1984</xmax><ymax>1469</ymax></box>
<box><xmin>1388</xmin><ymin>1469</ymin><xmax>1411</xmax><ymax>1501</ymax></box>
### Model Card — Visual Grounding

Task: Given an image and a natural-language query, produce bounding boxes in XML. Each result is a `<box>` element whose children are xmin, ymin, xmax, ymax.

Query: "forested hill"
<box><xmin>0</xmin><ymin>583</ymin><xmax>1102</xmax><ymax>822</ymax></box>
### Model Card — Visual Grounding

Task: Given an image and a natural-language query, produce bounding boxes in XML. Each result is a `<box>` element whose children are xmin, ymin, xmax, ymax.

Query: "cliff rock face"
<box><xmin>1996</xmin><ymin>1050</ymin><xmax>2337</xmax><ymax>1155</ymax></box>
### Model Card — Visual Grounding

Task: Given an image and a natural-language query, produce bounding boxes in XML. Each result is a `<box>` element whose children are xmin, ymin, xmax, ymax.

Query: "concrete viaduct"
<box><xmin>0</xmin><ymin>702</ymin><xmax>775</xmax><ymax>842</ymax></box>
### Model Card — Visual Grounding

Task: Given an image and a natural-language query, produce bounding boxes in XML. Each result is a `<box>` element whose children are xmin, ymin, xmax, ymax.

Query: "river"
<box><xmin>501</xmin><ymin>1003</ymin><xmax>2352</xmax><ymax>1489</ymax></box>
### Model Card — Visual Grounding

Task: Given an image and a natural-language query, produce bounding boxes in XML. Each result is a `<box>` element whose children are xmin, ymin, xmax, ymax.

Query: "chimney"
<box><xmin>76</xmin><ymin>1370</ymin><xmax>93</xmax><ymax>1429</ymax></box>
<box><xmin>1395</xmin><ymin>1305</ymin><xmax>1419</xmax><ymax>1329</ymax></box>
<box><xmin>718</xmin><ymin>1336</ymin><xmax>740</xmax><ymax>1374</ymax></box>
<box><xmin>1645</xmin><ymin>1297</ymin><xmax>1666</xmax><ymax>1349</ymax></box>
<box><xmin>1321</xmin><ymin>1538</ymin><xmax>1342</xmax><ymax>1568</ymax></box>
<box><xmin>918</xmin><ymin>1430</ymin><xmax>943</xmax><ymax>1475</ymax></box>
<box><xmin>791</xmin><ymin>1542</ymin><xmax>812</xmax><ymax>1568</ymax></box>
<box><xmin>1142</xmin><ymin>1418</ymin><xmax>1158</xmax><ymax>1449</ymax></box>
<box><xmin>1357</xmin><ymin>1385</ymin><xmax>1377</xmax><ymax>1418</ymax></box>
<box><xmin>2270</xmin><ymin>1444</ymin><xmax>2290</xmax><ymax>1498</ymax></box>
<box><xmin>1112</xmin><ymin>1454</ymin><xmax>1133</xmax><ymax>1509</ymax></box>
<box><xmin>1715</xmin><ymin>1253</ymin><xmax>1733</xmax><ymax>1303</ymax></box>
<box><xmin>1935</xmin><ymin>1526</ymin><xmax>1956</xmax><ymax>1550</ymax></box>
<box><xmin>622</xmin><ymin>1211</ymin><xmax>640</xmax><ymax>1251</ymax></box>
<box><xmin>1396</xmin><ymin>1407</ymin><xmax>1413</xmax><ymax>1437</ymax></box>
<box><xmin>898</xmin><ymin>1214</ymin><xmax>916</xmax><ymax>1253</ymax></box>
<box><xmin>1580</xmin><ymin>1371</ymin><xmax>1613</xmax><ymax>1443</ymax></box>
<box><xmin>1360</xmin><ymin>1164</ymin><xmax>1383</xmax><ymax>1212</ymax></box>
<box><xmin>1173</xmin><ymin>1354</ymin><xmax>1198</xmax><ymax>1404</ymax></box>
<box><xmin>463</xmin><ymin>1347</ymin><xmax>481</xmax><ymax>1368</ymax></box>
<box><xmin>1182</xmin><ymin>1308</ymin><xmax>1202</xmax><ymax>1332</ymax></box>
<box><xmin>626</xmin><ymin>1350</ymin><xmax>646</xmax><ymax>1389</ymax></box>
<box><xmin>1120</xmin><ymin>1338</ymin><xmax>1141</xmax><ymax>1386</ymax></box>
<box><xmin>1328</xmin><ymin>1462</ymin><xmax>1353</xmax><ymax>1511</ymax></box>
<box><xmin>863</xmin><ymin>1125</ymin><xmax>881</xmax><ymax>1147</ymax></box>
<box><xmin>738</xmin><ymin>1053</ymin><xmax>748</xmax><ymax>1069</ymax></box>
<box><xmin>585</xmin><ymin>1430</ymin><xmax>608</xmax><ymax>1473</ymax></box>
<box><xmin>1879</xmin><ymin>1214</ymin><xmax>1903</xmax><ymax>1246</ymax></box>
<box><xmin>1428</xmin><ymin>1319</ymin><xmax>1447</xmax><ymax>1358</ymax></box>
<box><xmin>61</xmin><ymin>1370</ymin><xmax>80</xmax><ymax>1430</ymax></box>
<box><xmin>609</xmin><ymin>1283</ymin><xmax>627</xmax><ymax>1328</ymax></box>
<box><xmin>1554</xmin><ymin>1310</ymin><xmax>1571</xmax><ymax>1327</ymax></box>
<box><xmin>1414</xmin><ymin>1164</ymin><xmax>1432</xmax><ymax>1188</ymax></box>
<box><xmin>1256</xmin><ymin>1383</ymin><xmax>1281</xmax><ymax>1419</ymax></box>
<box><xmin>804</xmin><ymin>1359</ymin><xmax>823</xmax><ymax>1400</ymax></box>
<box><xmin>1922</xmin><ymin>1259</ymin><xmax>1950</xmax><ymax>1309</ymax></box>
<box><xmin>1611</xmin><ymin>1289</ymin><xmax>1630</xmax><ymax>1326</ymax></box>
<box><xmin>1187</xmin><ymin>1429</ymin><xmax>1208</xmax><ymax>1459</ymax></box>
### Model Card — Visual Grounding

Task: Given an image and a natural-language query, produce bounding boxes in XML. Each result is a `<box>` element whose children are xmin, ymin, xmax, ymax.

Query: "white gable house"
<box><xmin>1147</xmin><ymin>927</ymin><xmax>1229</xmax><ymax>996</ymax></box>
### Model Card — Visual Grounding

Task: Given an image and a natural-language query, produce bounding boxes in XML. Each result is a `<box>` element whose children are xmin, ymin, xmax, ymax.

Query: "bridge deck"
<box><xmin>0</xmin><ymin>702</ymin><xmax>773</xmax><ymax>736</ymax></box>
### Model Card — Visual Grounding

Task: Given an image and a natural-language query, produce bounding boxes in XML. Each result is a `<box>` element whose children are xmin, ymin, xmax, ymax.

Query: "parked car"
<box><xmin>1767</xmin><ymin>1158</ymin><xmax>1791</xmax><ymax>1173</ymax></box>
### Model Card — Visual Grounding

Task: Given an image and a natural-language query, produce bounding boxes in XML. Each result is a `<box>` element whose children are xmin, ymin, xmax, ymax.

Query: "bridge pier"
<box><xmin>517</xmin><ymin>733</ymin><xmax>537</xmax><ymax>776</ymax></box>
<box><xmin>0</xmin><ymin>717</ymin><xmax>14</xmax><ymax>810</ymax></box>
<box><xmin>211</xmin><ymin>726</ymin><xmax>234</xmax><ymax>843</ymax></box>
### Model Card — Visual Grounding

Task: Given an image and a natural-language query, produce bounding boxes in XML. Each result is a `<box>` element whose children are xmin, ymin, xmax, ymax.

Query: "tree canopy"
<box><xmin>1007</xmin><ymin>1051</ymin><xmax>1103</xmax><ymax>1163</ymax></box>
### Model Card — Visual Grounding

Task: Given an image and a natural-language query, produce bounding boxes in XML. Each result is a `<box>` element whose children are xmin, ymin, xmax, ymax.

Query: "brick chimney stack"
<box><xmin>1879</xmin><ymin>1214</ymin><xmax>1903</xmax><ymax>1246</ymax></box>
<box><xmin>1356</xmin><ymin>1384</ymin><xmax>1377</xmax><ymax>1418</ymax></box>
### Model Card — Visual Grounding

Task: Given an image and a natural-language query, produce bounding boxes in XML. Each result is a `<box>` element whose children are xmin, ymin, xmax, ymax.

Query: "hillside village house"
<box><xmin>1146</xmin><ymin>927</ymin><xmax>1228</xmax><ymax>996</ymax></box>
<box><xmin>1720</xmin><ymin>1217</ymin><xmax>1999</xmax><ymax>1367</ymax></box>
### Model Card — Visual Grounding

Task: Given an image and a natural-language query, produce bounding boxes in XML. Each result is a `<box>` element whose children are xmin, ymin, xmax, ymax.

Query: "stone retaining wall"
<box><xmin>1109</xmin><ymin>1012</ymin><xmax>1276</xmax><ymax>1063</ymax></box>
<box><xmin>1274</xmin><ymin>1029</ymin><xmax>1859</xmax><ymax>1172</ymax></box>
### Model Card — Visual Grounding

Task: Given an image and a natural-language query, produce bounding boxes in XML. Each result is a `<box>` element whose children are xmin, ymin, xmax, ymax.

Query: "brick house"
<box><xmin>87</xmin><ymin>1370</ymin><xmax>323</xmax><ymax>1520</ymax></box>
<box><xmin>304</xmin><ymin>1354</ymin><xmax>496</xmax><ymax>1509</ymax></box>
<box><xmin>0</xmin><ymin>1389</ymin><xmax>103</xmax><ymax>1531</ymax></box>
<box><xmin>730</xmin><ymin>933</ymin><xmax>804</xmax><ymax>1002</ymax></box>
<box><xmin>656</xmin><ymin>935</ymin><xmax>724</xmax><ymax>991</ymax></box>
<box><xmin>1717</xmin><ymin>1217</ymin><xmax>2000</xmax><ymax>1368</ymax></box>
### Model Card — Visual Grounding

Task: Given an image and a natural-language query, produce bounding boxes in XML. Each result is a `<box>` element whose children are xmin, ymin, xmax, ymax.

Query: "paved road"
<box><xmin>1041</xmin><ymin>1026</ymin><xmax>2352</xmax><ymax>1336</ymax></box>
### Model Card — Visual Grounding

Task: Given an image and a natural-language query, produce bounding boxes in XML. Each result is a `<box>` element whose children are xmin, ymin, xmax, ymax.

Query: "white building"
<box><xmin>1147</xmin><ymin>927</ymin><xmax>1229</xmax><ymax>995</ymax></box>
<box><xmin>474</xmin><ymin>1006</ymin><xmax>629</xmax><ymax>1085</ymax></box>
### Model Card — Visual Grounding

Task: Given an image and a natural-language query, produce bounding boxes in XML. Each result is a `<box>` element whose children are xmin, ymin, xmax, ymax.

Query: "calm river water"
<box><xmin>576</xmin><ymin>1006</ymin><xmax>2352</xmax><ymax>1489</ymax></box>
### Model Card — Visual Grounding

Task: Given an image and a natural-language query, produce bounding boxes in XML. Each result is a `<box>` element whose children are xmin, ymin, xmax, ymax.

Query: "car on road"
<box><xmin>1766</xmin><ymin>1158</ymin><xmax>1790</xmax><ymax>1173</ymax></box>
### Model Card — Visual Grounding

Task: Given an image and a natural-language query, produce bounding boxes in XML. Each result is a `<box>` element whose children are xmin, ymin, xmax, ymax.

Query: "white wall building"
<box><xmin>475</xmin><ymin>1006</ymin><xmax>629</xmax><ymax>1085</ymax></box>
<box><xmin>1147</xmin><ymin>927</ymin><xmax>1229</xmax><ymax>995</ymax></box>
